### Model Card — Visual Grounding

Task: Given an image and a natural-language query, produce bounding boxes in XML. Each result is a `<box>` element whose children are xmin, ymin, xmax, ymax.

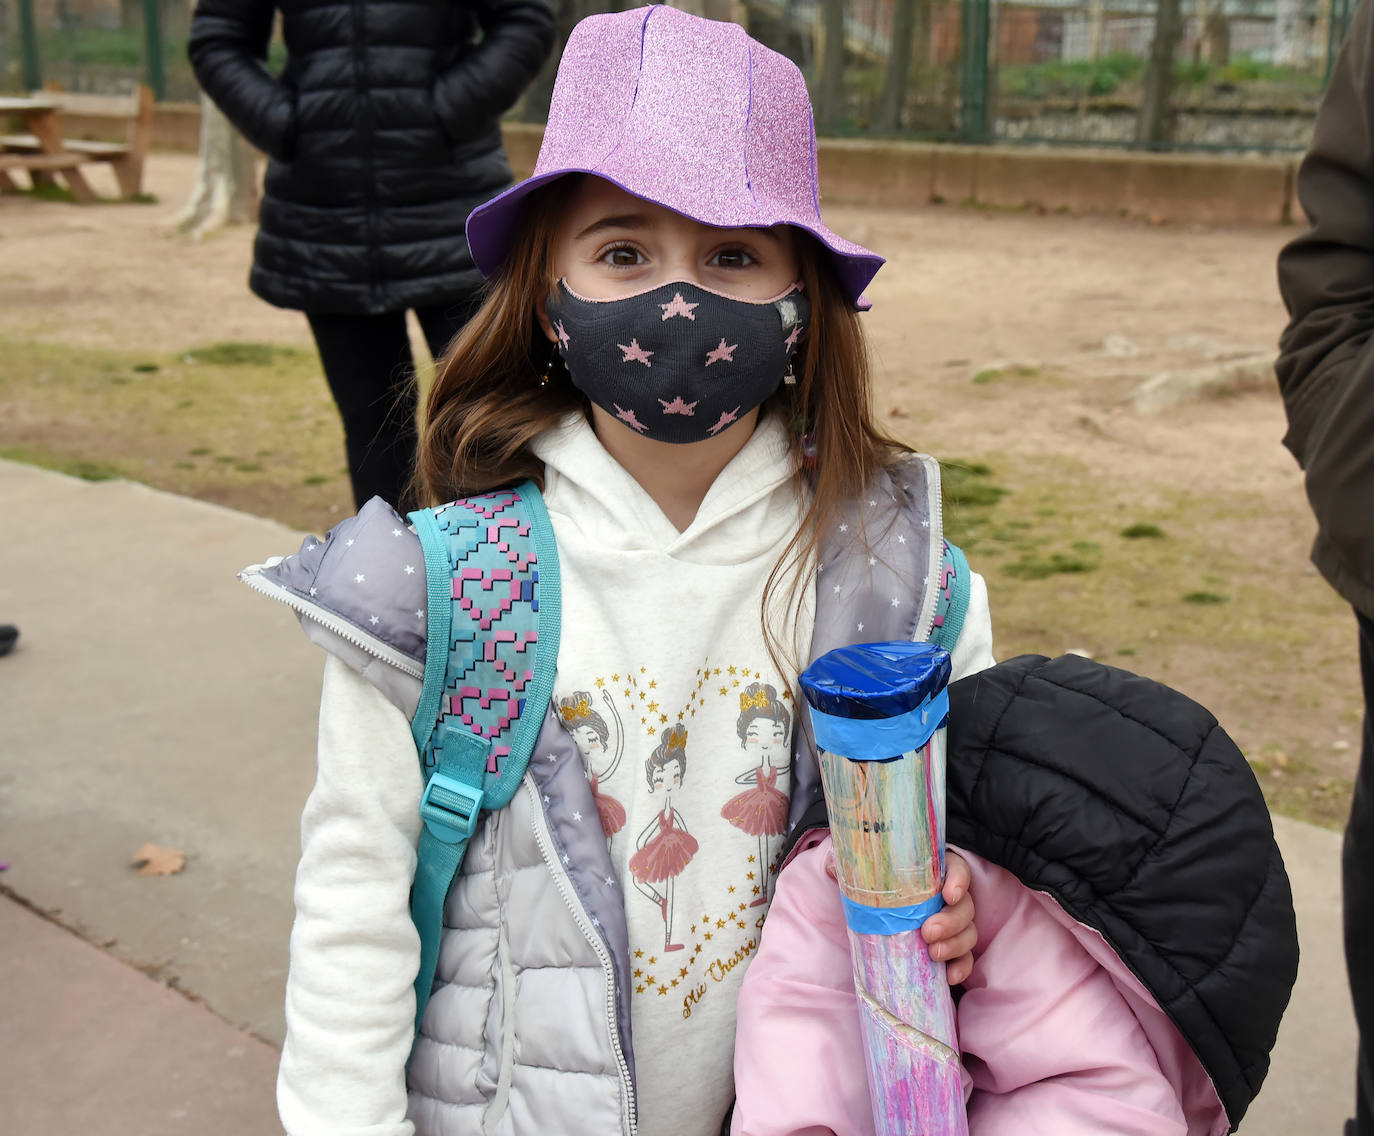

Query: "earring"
<box><xmin>783</xmin><ymin>359</ymin><xmax>797</xmax><ymax>386</ymax></box>
<box><xmin>540</xmin><ymin>344</ymin><xmax>565</xmax><ymax>388</ymax></box>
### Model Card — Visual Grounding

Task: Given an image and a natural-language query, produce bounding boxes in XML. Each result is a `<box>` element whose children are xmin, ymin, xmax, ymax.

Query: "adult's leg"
<box><xmin>1347</xmin><ymin>609</ymin><xmax>1374</xmax><ymax>1134</ymax></box>
<box><xmin>305</xmin><ymin>310</ymin><xmax>419</xmax><ymax>512</ymax></box>
<box><xmin>413</xmin><ymin>295</ymin><xmax>484</xmax><ymax>368</ymax></box>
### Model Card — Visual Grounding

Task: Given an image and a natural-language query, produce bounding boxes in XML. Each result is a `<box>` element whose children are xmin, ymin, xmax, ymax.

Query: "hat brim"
<box><xmin>466</xmin><ymin>169</ymin><xmax>884</xmax><ymax>311</ymax></box>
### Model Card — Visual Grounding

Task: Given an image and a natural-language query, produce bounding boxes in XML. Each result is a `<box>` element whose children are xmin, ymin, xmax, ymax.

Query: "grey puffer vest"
<box><xmin>242</xmin><ymin>455</ymin><xmax>948</xmax><ymax>1135</ymax></box>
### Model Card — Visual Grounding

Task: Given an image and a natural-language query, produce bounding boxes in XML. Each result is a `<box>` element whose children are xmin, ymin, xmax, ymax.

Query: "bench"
<box><xmin>0</xmin><ymin>84</ymin><xmax>154</xmax><ymax>201</ymax></box>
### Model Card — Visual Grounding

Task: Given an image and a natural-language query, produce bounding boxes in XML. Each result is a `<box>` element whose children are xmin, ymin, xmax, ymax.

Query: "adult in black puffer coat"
<box><xmin>188</xmin><ymin>0</ymin><xmax>555</xmax><ymax>511</ymax></box>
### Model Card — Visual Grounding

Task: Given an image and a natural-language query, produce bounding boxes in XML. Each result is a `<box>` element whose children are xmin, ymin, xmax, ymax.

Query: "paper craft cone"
<box><xmin>800</xmin><ymin>641</ymin><xmax>967</xmax><ymax>1136</ymax></box>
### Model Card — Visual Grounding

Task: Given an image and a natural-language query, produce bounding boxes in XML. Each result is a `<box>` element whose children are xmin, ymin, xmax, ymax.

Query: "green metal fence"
<box><xmin>0</xmin><ymin>0</ymin><xmax>1359</xmax><ymax>152</ymax></box>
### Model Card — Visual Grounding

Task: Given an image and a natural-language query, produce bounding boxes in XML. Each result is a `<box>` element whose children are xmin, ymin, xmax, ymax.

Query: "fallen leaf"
<box><xmin>131</xmin><ymin>843</ymin><xmax>185</xmax><ymax>876</ymax></box>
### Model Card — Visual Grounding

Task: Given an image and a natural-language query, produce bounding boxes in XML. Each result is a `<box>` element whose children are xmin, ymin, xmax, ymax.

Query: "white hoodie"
<box><xmin>275</xmin><ymin>413</ymin><xmax>995</xmax><ymax>1136</ymax></box>
<box><xmin>532</xmin><ymin>412</ymin><xmax>813</xmax><ymax>1136</ymax></box>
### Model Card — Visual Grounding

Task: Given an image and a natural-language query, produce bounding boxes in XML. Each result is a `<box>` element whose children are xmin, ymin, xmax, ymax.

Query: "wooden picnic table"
<box><xmin>0</xmin><ymin>93</ymin><xmax>98</xmax><ymax>202</ymax></box>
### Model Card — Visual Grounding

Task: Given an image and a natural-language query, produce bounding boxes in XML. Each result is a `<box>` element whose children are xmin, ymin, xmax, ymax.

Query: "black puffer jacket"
<box><xmin>947</xmin><ymin>654</ymin><xmax>1297</xmax><ymax>1130</ymax></box>
<box><xmin>188</xmin><ymin>0</ymin><xmax>554</xmax><ymax>314</ymax></box>
<box><xmin>786</xmin><ymin>652</ymin><xmax>1298</xmax><ymax>1131</ymax></box>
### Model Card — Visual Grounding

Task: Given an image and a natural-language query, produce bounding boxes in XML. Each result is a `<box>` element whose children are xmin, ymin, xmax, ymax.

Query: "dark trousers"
<box><xmin>1349</xmin><ymin>609</ymin><xmax>1374</xmax><ymax>1134</ymax></box>
<box><xmin>306</xmin><ymin>301</ymin><xmax>477</xmax><ymax>512</ymax></box>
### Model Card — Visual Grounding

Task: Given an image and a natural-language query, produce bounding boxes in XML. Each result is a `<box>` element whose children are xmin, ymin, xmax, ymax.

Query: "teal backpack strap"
<box><xmin>927</xmin><ymin>540</ymin><xmax>971</xmax><ymax>655</ymax></box>
<box><xmin>406</xmin><ymin>481</ymin><xmax>561</xmax><ymax>1034</ymax></box>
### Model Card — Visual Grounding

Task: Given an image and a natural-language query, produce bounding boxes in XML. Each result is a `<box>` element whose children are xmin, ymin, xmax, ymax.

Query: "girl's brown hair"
<box><xmin>416</xmin><ymin>181</ymin><xmax>912</xmax><ymax>672</ymax></box>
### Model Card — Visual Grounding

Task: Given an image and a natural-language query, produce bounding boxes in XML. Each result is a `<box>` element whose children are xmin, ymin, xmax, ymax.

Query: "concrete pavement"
<box><xmin>0</xmin><ymin>457</ymin><xmax>1357</xmax><ymax>1132</ymax></box>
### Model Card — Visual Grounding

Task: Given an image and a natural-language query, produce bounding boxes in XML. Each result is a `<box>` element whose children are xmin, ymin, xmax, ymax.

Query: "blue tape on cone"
<box><xmin>840</xmin><ymin>892</ymin><xmax>946</xmax><ymax>935</ymax></box>
<box><xmin>810</xmin><ymin>689</ymin><xmax>949</xmax><ymax>761</ymax></box>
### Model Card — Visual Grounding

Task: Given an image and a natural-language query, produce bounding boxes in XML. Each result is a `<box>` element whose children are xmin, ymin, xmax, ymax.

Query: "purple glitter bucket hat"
<box><xmin>465</xmin><ymin>4</ymin><xmax>884</xmax><ymax>308</ymax></box>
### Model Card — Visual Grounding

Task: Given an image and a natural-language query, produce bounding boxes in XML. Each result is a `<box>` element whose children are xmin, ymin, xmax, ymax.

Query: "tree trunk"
<box><xmin>816</xmin><ymin>0</ymin><xmax>846</xmax><ymax>131</ymax></box>
<box><xmin>874</xmin><ymin>0</ymin><xmax>918</xmax><ymax>133</ymax></box>
<box><xmin>1088</xmin><ymin>0</ymin><xmax>1104</xmax><ymax>62</ymax></box>
<box><xmin>172</xmin><ymin>92</ymin><xmax>259</xmax><ymax>240</ymax></box>
<box><xmin>1273</xmin><ymin>0</ymin><xmax>1305</xmax><ymax>67</ymax></box>
<box><xmin>1137</xmin><ymin>0</ymin><xmax>1183</xmax><ymax>150</ymax></box>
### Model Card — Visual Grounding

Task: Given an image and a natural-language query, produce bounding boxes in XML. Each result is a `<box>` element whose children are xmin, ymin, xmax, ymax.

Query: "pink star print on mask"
<box><xmin>614</xmin><ymin>404</ymin><xmax>650</xmax><ymax>432</ymax></box>
<box><xmin>659</xmin><ymin>292</ymin><xmax>700</xmax><ymax>321</ymax></box>
<box><xmin>555</xmin><ymin>320</ymin><xmax>570</xmax><ymax>349</ymax></box>
<box><xmin>708</xmin><ymin>407</ymin><xmax>742</xmax><ymax>435</ymax></box>
<box><xmin>784</xmin><ymin>325</ymin><xmax>803</xmax><ymax>351</ymax></box>
<box><xmin>619</xmin><ymin>339</ymin><xmax>655</xmax><ymax>367</ymax></box>
<box><xmin>705</xmin><ymin>339</ymin><xmax>737</xmax><ymax>367</ymax></box>
<box><xmin>659</xmin><ymin>396</ymin><xmax>699</xmax><ymax>416</ymax></box>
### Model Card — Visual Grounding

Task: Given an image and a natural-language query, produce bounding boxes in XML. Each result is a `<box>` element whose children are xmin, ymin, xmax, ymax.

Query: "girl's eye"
<box><xmin>711</xmin><ymin>248</ymin><xmax>756</xmax><ymax>269</ymax></box>
<box><xmin>600</xmin><ymin>244</ymin><xmax>644</xmax><ymax>268</ymax></box>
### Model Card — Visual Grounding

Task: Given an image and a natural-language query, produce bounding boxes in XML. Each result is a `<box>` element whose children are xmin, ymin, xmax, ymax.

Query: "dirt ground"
<box><xmin>0</xmin><ymin>153</ymin><xmax>1362</xmax><ymax>825</ymax></box>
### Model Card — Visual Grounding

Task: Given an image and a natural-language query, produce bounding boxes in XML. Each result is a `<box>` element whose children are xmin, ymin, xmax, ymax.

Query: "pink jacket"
<box><xmin>732</xmin><ymin>836</ymin><xmax>1230</xmax><ymax>1136</ymax></box>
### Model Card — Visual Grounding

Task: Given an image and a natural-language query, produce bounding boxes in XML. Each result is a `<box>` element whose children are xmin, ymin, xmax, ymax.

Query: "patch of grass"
<box><xmin>942</xmin><ymin>459</ymin><xmax>1010</xmax><ymax>511</ymax></box>
<box><xmin>21</xmin><ymin>183</ymin><xmax>77</xmax><ymax>204</ymax></box>
<box><xmin>132</xmin><ymin>363</ymin><xmax>159</xmax><ymax>373</ymax></box>
<box><xmin>0</xmin><ymin>334</ymin><xmax>344</xmax><ymax>531</ymax></box>
<box><xmin>972</xmin><ymin>364</ymin><xmax>1040</xmax><ymax>385</ymax></box>
<box><xmin>1121</xmin><ymin>522</ymin><xmax>1166</xmax><ymax>539</ymax></box>
<box><xmin>1182</xmin><ymin>591</ymin><xmax>1230</xmax><ymax>605</ymax></box>
<box><xmin>1004</xmin><ymin>550</ymin><xmax>1100</xmax><ymax>579</ymax></box>
<box><xmin>302</xmin><ymin>474</ymin><xmax>330</xmax><ymax>486</ymax></box>
<box><xmin>0</xmin><ymin>445</ymin><xmax>123</xmax><ymax>482</ymax></box>
<box><xmin>185</xmin><ymin>342</ymin><xmax>299</xmax><ymax>367</ymax></box>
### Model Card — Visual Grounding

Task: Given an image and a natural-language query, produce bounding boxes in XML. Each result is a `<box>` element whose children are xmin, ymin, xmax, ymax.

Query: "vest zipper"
<box><xmin>524</xmin><ymin>779</ymin><xmax>638</xmax><ymax>1135</ymax></box>
<box><xmin>913</xmin><ymin>453</ymin><xmax>946</xmax><ymax>643</ymax></box>
<box><xmin>237</xmin><ymin>567</ymin><xmax>424</xmax><ymax>679</ymax></box>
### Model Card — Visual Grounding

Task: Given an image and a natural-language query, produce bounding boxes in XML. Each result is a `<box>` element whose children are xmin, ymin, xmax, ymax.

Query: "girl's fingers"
<box><xmin>942</xmin><ymin>850</ymin><xmax>972</xmax><ymax>906</ymax></box>
<box><xmin>945</xmin><ymin>951</ymin><xmax>975</xmax><ymax>987</ymax></box>
<box><xmin>922</xmin><ymin>889</ymin><xmax>975</xmax><ymax>944</ymax></box>
<box><xmin>928</xmin><ymin>923</ymin><xmax>977</xmax><ymax>962</ymax></box>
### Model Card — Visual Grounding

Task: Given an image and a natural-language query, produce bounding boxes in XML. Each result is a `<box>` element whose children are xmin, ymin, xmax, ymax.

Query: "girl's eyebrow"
<box><xmin>574</xmin><ymin>213</ymin><xmax>786</xmax><ymax>246</ymax></box>
<box><xmin>575</xmin><ymin>213</ymin><xmax>651</xmax><ymax>241</ymax></box>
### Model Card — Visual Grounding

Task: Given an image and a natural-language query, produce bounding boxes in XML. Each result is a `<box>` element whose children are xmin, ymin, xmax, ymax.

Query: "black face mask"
<box><xmin>546</xmin><ymin>279</ymin><xmax>809</xmax><ymax>444</ymax></box>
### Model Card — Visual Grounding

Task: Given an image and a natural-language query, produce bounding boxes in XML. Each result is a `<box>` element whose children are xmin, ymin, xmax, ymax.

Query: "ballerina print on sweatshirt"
<box><xmin>627</xmin><ymin>724</ymin><xmax>699</xmax><ymax>952</ymax></box>
<box><xmin>558</xmin><ymin>690</ymin><xmax>627</xmax><ymax>841</ymax></box>
<box><xmin>720</xmin><ymin>682</ymin><xmax>791</xmax><ymax>907</ymax></box>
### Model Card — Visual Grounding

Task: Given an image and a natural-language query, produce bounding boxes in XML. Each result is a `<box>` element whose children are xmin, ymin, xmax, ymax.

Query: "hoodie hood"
<box><xmin>531</xmin><ymin>411</ymin><xmax>801</xmax><ymax>564</ymax></box>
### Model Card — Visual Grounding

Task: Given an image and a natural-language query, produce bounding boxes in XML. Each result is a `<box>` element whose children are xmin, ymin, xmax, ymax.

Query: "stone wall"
<box><xmin>996</xmin><ymin>106</ymin><xmax>1317</xmax><ymax>152</ymax></box>
<box><xmin>141</xmin><ymin>110</ymin><xmax>1303</xmax><ymax>228</ymax></box>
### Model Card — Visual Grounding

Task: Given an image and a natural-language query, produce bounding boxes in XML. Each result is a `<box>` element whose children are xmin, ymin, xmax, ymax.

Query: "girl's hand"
<box><xmin>921</xmin><ymin>852</ymin><xmax>976</xmax><ymax>985</ymax></box>
<box><xmin>824</xmin><ymin>847</ymin><xmax>977</xmax><ymax>985</ymax></box>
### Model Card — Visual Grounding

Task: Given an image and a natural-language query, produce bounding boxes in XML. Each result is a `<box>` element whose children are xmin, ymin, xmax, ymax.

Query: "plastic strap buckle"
<box><xmin>419</xmin><ymin>772</ymin><xmax>484</xmax><ymax>844</ymax></box>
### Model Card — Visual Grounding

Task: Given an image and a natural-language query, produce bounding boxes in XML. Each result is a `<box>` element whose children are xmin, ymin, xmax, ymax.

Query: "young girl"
<box><xmin>242</xmin><ymin>7</ymin><xmax>1293</xmax><ymax>1136</ymax></box>
<box><xmin>243</xmin><ymin>9</ymin><xmax>980</xmax><ymax>1135</ymax></box>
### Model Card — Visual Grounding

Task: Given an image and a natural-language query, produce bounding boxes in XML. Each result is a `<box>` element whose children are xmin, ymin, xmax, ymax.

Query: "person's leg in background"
<box><xmin>414</xmin><ymin>295</ymin><xmax>484</xmax><ymax>370</ymax></box>
<box><xmin>305</xmin><ymin>310</ymin><xmax>418</xmax><ymax>512</ymax></box>
<box><xmin>1348</xmin><ymin>610</ymin><xmax>1374</xmax><ymax>1136</ymax></box>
